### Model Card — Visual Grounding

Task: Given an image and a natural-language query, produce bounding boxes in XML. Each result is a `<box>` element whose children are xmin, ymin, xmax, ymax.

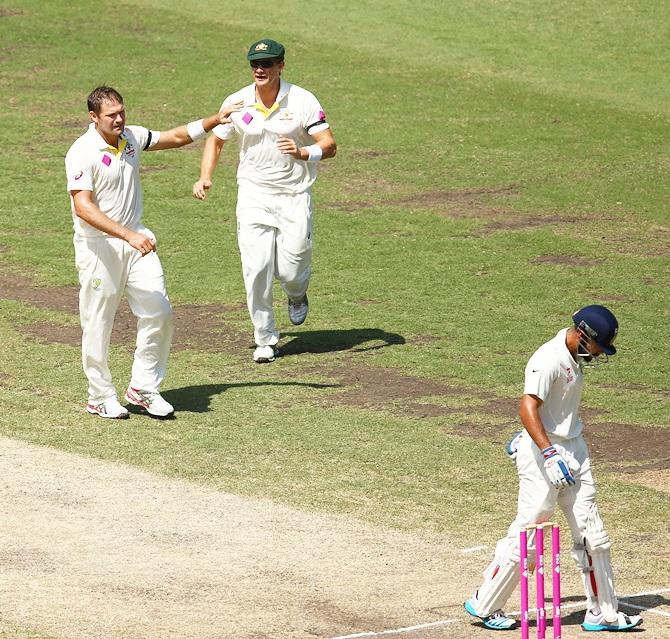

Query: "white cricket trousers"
<box><xmin>236</xmin><ymin>186</ymin><xmax>313</xmax><ymax>346</ymax></box>
<box><xmin>74</xmin><ymin>233</ymin><xmax>173</xmax><ymax>402</ymax></box>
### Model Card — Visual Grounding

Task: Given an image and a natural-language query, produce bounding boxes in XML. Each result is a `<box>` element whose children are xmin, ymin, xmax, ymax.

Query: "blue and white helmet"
<box><xmin>572</xmin><ymin>304</ymin><xmax>618</xmax><ymax>364</ymax></box>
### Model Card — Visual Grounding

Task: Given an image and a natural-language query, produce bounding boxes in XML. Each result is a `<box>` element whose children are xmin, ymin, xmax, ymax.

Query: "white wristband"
<box><xmin>186</xmin><ymin>119</ymin><xmax>207</xmax><ymax>141</ymax></box>
<box><xmin>305</xmin><ymin>144</ymin><xmax>323</xmax><ymax>162</ymax></box>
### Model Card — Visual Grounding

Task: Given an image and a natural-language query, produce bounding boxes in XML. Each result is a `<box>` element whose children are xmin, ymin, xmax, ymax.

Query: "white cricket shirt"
<box><xmin>212</xmin><ymin>79</ymin><xmax>330</xmax><ymax>195</ymax></box>
<box><xmin>65</xmin><ymin>123</ymin><xmax>160</xmax><ymax>238</ymax></box>
<box><xmin>523</xmin><ymin>328</ymin><xmax>585</xmax><ymax>440</ymax></box>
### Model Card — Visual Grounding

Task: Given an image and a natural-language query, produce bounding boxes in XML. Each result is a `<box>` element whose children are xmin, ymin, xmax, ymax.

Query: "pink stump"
<box><xmin>552</xmin><ymin>525</ymin><xmax>561</xmax><ymax>639</ymax></box>
<box><xmin>536</xmin><ymin>526</ymin><xmax>546</xmax><ymax>639</ymax></box>
<box><xmin>520</xmin><ymin>528</ymin><xmax>529</xmax><ymax>639</ymax></box>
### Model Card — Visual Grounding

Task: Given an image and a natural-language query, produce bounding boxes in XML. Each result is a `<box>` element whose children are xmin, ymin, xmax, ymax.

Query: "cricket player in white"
<box><xmin>193</xmin><ymin>38</ymin><xmax>337</xmax><ymax>363</ymax></box>
<box><xmin>464</xmin><ymin>305</ymin><xmax>642</xmax><ymax>632</ymax></box>
<box><xmin>66</xmin><ymin>86</ymin><xmax>240</xmax><ymax>419</ymax></box>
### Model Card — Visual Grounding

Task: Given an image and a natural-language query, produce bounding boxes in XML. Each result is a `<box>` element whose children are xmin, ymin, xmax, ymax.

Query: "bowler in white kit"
<box><xmin>66</xmin><ymin>86</ymin><xmax>239</xmax><ymax>419</ymax></box>
<box><xmin>193</xmin><ymin>38</ymin><xmax>337</xmax><ymax>363</ymax></box>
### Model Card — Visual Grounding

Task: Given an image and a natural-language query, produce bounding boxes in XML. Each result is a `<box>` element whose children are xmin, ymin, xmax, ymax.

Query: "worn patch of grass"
<box><xmin>0</xmin><ymin>0</ymin><xmax>668</xmax><ymax>591</ymax></box>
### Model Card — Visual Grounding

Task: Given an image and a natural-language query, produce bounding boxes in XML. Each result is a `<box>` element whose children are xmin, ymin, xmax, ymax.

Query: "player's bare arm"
<box><xmin>71</xmin><ymin>190</ymin><xmax>156</xmax><ymax>256</ymax></box>
<box><xmin>192</xmin><ymin>134</ymin><xmax>226</xmax><ymax>200</ymax></box>
<box><xmin>276</xmin><ymin>128</ymin><xmax>337</xmax><ymax>161</ymax></box>
<box><xmin>518</xmin><ymin>394</ymin><xmax>552</xmax><ymax>450</ymax></box>
<box><xmin>150</xmin><ymin>102</ymin><xmax>243</xmax><ymax>151</ymax></box>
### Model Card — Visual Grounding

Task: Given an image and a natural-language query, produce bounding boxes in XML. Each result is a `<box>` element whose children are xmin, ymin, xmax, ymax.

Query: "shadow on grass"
<box><xmin>280</xmin><ymin>328</ymin><xmax>405</xmax><ymax>356</ymax></box>
<box><xmin>161</xmin><ymin>381</ymin><xmax>341</xmax><ymax>414</ymax></box>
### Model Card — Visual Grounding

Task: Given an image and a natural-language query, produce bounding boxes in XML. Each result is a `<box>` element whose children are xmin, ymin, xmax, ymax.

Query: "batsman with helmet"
<box><xmin>464</xmin><ymin>305</ymin><xmax>642</xmax><ymax>632</ymax></box>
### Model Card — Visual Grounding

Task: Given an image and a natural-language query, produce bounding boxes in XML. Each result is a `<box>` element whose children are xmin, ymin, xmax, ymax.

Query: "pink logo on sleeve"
<box><xmin>242</xmin><ymin>112</ymin><xmax>253</xmax><ymax>125</ymax></box>
<box><xmin>318</xmin><ymin>110</ymin><xmax>326</xmax><ymax>120</ymax></box>
<box><xmin>102</xmin><ymin>155</ymin><xmax>111</xmax><ymax>166</ymax></box>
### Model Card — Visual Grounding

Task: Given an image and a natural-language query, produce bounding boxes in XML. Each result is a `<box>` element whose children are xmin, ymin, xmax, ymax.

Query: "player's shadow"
<box><xmin>160</xmin><ymin>381</ymin><xmax>341</xmax><ymax>414</ymax></box>
<box><xmin>280</xmin><ymin>328</ymin><xmax>405</xmax><ymax>356</ymax></box>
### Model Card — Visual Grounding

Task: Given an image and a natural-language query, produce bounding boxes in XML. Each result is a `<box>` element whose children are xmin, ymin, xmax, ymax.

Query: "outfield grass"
<box><xmin>1</xmin><ymin>0</ymin><xmax>668</xmax><ymax>585</ymax></box>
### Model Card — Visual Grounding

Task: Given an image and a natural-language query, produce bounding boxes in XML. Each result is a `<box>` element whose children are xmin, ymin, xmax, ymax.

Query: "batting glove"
<box><xmin>542</xmin><ymin>445</ymin><xmax>576</xmax><ymax>489</ymax></box>
<box><xmin>505</xmin><ymin>431</ymin><xmax>523</xmax><ymax>465</ymax></box>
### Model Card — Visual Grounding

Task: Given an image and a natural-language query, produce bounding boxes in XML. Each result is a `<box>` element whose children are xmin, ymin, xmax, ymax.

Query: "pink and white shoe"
<box><xmin>124</xmin><ymin>386</ymin><xmax>174</xmax><ymax>418</ymax></box>
<box><xmin>86</xmin><ymin>397</ymin><xmax>129</xmax><ymax>419</ymax></box>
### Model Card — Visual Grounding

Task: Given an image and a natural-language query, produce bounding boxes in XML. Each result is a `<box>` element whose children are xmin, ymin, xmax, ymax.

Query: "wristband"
<box><xmin>305</xmin><ymin>144</ymin><xmax>323</xmax><ymax>162</ymax></box>
<box><xmin>542</xmin><ymin>445</ymin><xmax>557</xmax><ymax>459</ymax></box>
<box><xmin>186</xmin><ymin>119</ymin><xmax>207</xmax><ymax>141</ymax></box>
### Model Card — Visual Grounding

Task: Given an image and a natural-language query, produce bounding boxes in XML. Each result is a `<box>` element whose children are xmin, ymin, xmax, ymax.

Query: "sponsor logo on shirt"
<box><xmin>318</xmin><ymin>110</ymin><xmax>326</xmax><ymax>120</ymax></box>
<box><xmin>102</xmin><ymin>154</ymin><xmax>112</xmax><ymax>166</ymax></box>
<box><xmin>125</xmin><ymin>143</ymin><xmax>135</xmax><ymax>158</ymax></box>
<box><xmin>242</xmin><ymin>112</ymin><xmax>254</xmax><ymax>125</ymax></box>
<box><xmin>561</xmin><ymin>364</ymin><xmax>574</xmax><ymax>384</ymax></box>
<box><xmin>92</xmin><ymin>278</ymin><xmax>102</xmax><ymax>290</ymax></box>
<box><xmin>74</xmin><ymin>171</ymin><xmax>83</xmax><ymax>180</ymax></box>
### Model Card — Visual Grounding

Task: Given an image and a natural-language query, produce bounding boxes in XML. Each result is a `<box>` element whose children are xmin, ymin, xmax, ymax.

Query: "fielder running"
<box><xmin>464</xmin><ymin>305</ymin><xmax>642</xmax><ymax>632</ymax></box>
<box><xmin>65</xmin><ymin>86</ymin><xmax>240</xmax><ymax>419</ymax></box>
<box><xmin>192</xmin><ymin>38</ymin><xmax>337</xmax><ymax>363</ymax></box>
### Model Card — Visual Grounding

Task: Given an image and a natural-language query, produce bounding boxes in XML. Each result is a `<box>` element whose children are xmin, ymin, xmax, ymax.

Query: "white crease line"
<box><xmin>461</xmin><ymin>545</ymin><xmax>487</xmax><ymax>554</ymax></box>
<box><xmin>328</xmin><ymin>587</ymin><xmax>670</xmax><ymax>639</ymax></box>
<box><xmin>330</xmin><ymin>619</ymin><xmax>459</xmax><ymax>639</ymax></box>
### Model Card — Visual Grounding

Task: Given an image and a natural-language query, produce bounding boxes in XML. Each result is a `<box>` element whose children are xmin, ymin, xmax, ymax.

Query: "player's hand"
<box><xmin>505</xmin><ymin>431</ymin><xmax>523</xmax><ymax>465</ymax></box>
<box><xmin>276</xmin><ymin>136</ymin><xmax>301</xmax><ymax>159</ymax></box>
<box><xmin>218</xmin><ymin>101</ymin><xmax>243</xmax><ymax>124</ymax></box>
<box><xmin>193</xmin><ymin>179</ymin><xmax>212</xmax><ymax>200</ymax></box>
<box><xmin>542</xmin><ymin>445</ymin><xmax>576</xmax><ymax>489</ymax></box>
<box><xmin>127</xmin><ymin>230</ymin><xmax>156</xmax><ymax>257</ymax></box>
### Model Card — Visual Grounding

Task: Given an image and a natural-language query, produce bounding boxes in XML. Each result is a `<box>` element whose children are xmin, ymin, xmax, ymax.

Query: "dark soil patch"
<box><xmin>585</xmin><ymin>422</ymin><xmax>670</xmax><ymax>472</ymax></box>
<box><xmin>2</xmin><ymin>269</ymin><xmax>666</xmax><ymax>472</ymax></box>
<box><xmin>325</xmin><ymin>183</ymin><xmax>519</xmax><ymax>216</ymax></box>
<box><xmin>317</xmin><ymin>362</ymin><xmax>524</xmax><ymax>424</ymax></box>
<box><xmin>393</xmin><ymin>185</ymin><xmax>520</xmax><ymax>208</ymax></box>
<box><xmin>24</xmin><ymin>302</ymin><xmax>250</xmax><ymax>354</ymax></box>
<box><xmin>0</xmin><ymin>271</ymin><xmax>250</xmax><ymax>353</ymax></box>
<box><xmin>472</xmin><ymin>214</ymin><xmax>579</xmax><ymax>236</ymax></box>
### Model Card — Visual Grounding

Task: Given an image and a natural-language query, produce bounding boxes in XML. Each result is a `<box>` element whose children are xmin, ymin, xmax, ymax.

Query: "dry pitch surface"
<box><xmin>1</xmin><ymin>437</ymin><xmax>669</xmax><ymax>639</ymax></box>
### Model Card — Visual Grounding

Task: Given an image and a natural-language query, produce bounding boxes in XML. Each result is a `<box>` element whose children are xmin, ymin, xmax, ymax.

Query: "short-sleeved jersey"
<box><xmin>523</xmin><ymin>328</ymin><xmax>584</xmax><ymax>440</ymax></box>
<box><xmin>212</xmin><ymin>79</ymin><xmax>329</xmax><ymax>195</ymax></box>
<box><xmin>65</xmin><ymin>123</ymin><xmax>159</xmax><ymax>238</ymax></box>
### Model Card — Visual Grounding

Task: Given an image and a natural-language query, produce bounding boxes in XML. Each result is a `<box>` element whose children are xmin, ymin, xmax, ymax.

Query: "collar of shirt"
<box><xmin>246</xmin><ymin>79</ymin><xmax>292</xmax><ymax>119</ymax></box>
<box><xmin>87</xmin><ymin>122</ymin><xmax>128</xmax><ymax>156</ymax></box>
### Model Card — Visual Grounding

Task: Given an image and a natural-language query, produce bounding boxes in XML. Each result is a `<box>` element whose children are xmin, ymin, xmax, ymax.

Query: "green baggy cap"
<box><xmin>247</xmin><ymin>38</ymin><xmax>285</xmax><ymax>60</ymax></box>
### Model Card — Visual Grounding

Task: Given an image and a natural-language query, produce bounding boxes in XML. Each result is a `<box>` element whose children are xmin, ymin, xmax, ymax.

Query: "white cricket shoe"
<box><xmin>253</xmin><ymin>345</ymin><xmax>277</xmax><ymax>363</ymax></box>
<box><xmin>288</xmin><ymin>294</ymin><xmax>309</xmax><ymax>325</ymax></box>
<box><xmin>582</xmin><ymin>610</ymin><xmax>642</xmax><ymax>632</ymax></box>
<box><xmin>464</xmin><ymin>597</ymin><xmax>517</xmax><ymax>630</ymax></box>
<box><xmin>124</xmin><ymin>386</ymin><xmax>174</xmax><ymax>418</ymax></box>
<box><xmin>87</xmin><ymin>397</ymin><xmax>129</xmax><ymax>419</ymax></box>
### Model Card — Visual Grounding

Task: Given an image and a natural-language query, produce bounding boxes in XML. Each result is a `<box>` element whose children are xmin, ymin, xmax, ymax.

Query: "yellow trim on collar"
<box><xmin>253</xmin><ymin>101</ymin><xmax>279</xmax><ymax>118</ymax></box>
<box><xmin>106</xmin><ymin>139</ymin><xmax>127</xmax><ymax>156</ymax></box>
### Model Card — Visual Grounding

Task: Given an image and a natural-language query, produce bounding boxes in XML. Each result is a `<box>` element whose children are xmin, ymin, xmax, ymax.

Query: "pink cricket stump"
<box><xmin>520</xmin><ymin>528</ymin><xmax>529</xmax><ymax>639</ymax></box>
<box><xmin>552</xmin><ymin>525</ymin><xmax>561</xmax><ymax>639</ymax></box>
<box><xmin>536</xmin><ymin>526</ymin><xmax>546</xmax><ymax>639</ymax></box>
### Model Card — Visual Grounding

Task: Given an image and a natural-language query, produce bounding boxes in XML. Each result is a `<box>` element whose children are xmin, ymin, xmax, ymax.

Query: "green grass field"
<box><xmin>1</xmin><ymin>1</ymin><xmax>669</xmax><ymax>637</ymax></box>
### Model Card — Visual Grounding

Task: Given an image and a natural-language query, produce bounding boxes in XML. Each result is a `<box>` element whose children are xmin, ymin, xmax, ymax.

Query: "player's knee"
<box><xmin>585</xmin><ymin>528</ymin><xmax>612</xmax><ymax>554</ymax></box>
<box><xmin>136</xmin><ymin>295</ymin><xmax>172</xmax><ymax>322</ymax></box>
<box><xmin>495</xmin><ymin>537</ymin><xmax>521</xmax><ymax>564</ymax></box>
